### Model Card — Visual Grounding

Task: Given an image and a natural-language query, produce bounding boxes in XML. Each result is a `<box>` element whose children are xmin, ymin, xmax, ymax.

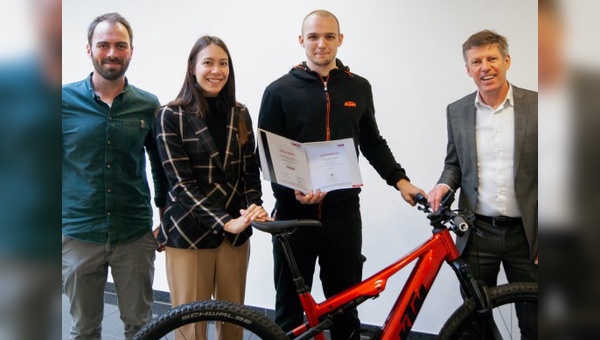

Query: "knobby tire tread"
<box><xmin>437</xmin><ymin>282</ymin><xmax>538</xmax><ymax>340</ymax></box>
<box><xmin>132</xmin><ymin>300</ymin><xmax>288</xmax><ymax>340</ymax></box>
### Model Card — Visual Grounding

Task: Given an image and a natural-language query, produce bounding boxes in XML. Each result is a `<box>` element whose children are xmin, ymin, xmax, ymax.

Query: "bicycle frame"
<box><xmin>282</xmin><ymin>227</ymin><xmax>462</xmax><ymax>340</ymax></box>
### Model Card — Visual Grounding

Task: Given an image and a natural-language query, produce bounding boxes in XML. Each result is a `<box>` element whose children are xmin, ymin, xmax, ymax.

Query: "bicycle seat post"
<box><xmin>276</xmin><ymin>232</ymin><xmax>310</xmax><ymax>294</ymax></box>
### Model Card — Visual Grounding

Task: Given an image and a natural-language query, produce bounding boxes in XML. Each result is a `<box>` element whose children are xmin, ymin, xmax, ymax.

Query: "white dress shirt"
<box><xmin>474</xmin><ymin>84</ymin><xmax>522</xmax><ymax>217</ymax></box>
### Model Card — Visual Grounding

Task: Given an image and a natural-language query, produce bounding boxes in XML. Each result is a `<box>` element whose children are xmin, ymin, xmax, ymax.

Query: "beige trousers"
<box><xmin>165</xmin><ymin>240</ymin><xmax>250</xmax><ymax>340</ymax></box>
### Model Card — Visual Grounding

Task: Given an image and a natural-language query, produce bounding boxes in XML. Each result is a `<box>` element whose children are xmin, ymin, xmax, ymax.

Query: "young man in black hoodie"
<box><xmin>258</xmin><ymin>10</ymin><xmax>425</xmax><ymax>339</ymax></box>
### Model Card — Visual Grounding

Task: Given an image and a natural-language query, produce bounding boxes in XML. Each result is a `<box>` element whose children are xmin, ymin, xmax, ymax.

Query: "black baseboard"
<box><xmin>103</xmin><ymin>282</ymin><xmax>435</xmax><ymax>339</ymax></box>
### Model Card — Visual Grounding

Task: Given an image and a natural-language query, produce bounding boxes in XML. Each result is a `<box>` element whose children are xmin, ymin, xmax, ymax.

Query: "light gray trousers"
<box><xmin>62</xmin><ymin>232</ymin><xmax>156</xmax><ymax>340</ymax></box>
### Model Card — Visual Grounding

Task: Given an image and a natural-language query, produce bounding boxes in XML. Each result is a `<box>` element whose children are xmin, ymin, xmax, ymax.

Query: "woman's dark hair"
<box><xmin>169</xmin><ymin>35</ymin><xmax>248</xmax><ymax>144</ymax></box>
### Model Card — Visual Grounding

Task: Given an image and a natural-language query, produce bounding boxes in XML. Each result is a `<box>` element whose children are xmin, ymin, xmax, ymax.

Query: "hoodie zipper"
<box><xmin>322</xmin><ymin>75</ymin><xmax>331</xmax><ymax>141</ymax></box>
<box><xmin>318</xmin><ymin>74</ymin><xmax>331</xmax><ymax>219</ymax></box>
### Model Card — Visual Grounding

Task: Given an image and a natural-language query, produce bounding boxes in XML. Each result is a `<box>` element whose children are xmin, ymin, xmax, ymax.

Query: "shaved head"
<box><xmin>302</xmin><ymin>10</ymin><xmax>340</xmax><ymax>35</ymax></box>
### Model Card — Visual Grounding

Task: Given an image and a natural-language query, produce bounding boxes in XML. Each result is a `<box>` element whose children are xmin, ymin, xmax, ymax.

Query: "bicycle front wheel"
<box><xmin>438</xmin><ymin>282</ymin><xmax>538</xmax><ymax>340</ymax></box>
<box><xmin>132</xmin><ymin>300</ymin><xmax>288</xmax><ymax>340</ymax></box>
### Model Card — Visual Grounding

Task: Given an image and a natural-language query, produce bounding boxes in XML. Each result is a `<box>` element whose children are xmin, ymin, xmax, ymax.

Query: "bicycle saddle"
<box><xmin>251</xmin><ymin>220</ymin><xmax>322</xmax><ymax>234</ymax></box>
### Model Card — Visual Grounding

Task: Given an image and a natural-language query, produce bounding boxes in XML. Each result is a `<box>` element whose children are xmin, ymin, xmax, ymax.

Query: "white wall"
<box><xmin>63</xmin><ymin>0</ymin><xmax>537</xmax><ymax>334</ymax></box>
<box><xmin>0</xmin><ymin>1</ymin><xmax>35</xmax><ymax>59</ymax></box>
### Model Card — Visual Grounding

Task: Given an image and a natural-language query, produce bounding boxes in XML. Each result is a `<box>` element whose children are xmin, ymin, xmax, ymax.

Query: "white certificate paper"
<box><xmin>257</xmin><ymin>129</ymin><xmax>363</xmax><ymax>193</ymax></box>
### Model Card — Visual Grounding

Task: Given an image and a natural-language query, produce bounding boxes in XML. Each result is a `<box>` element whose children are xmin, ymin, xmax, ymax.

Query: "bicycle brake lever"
<box><xmin>417</xmin><ymin>204</ymin><xmax>431</xmax><ymax>214</ymax></box>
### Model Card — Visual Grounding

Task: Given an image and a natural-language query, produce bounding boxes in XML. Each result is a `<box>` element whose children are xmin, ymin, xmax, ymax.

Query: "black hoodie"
<box><xmin>258</xmin><ymin>59</ymin><xmax>409</xmax><ymax>219</ymax></box>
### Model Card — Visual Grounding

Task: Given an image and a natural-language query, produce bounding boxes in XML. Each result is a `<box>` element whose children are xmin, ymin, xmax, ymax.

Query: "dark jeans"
<box><xmin>273</xmin><ymin>209</ymin><xmax>363</xmax><ymax>340</ymax></box>
<box><xmin>461</xmin><ymin>220</ymin><xmax>538</xmax><ymax>339</ymax></box>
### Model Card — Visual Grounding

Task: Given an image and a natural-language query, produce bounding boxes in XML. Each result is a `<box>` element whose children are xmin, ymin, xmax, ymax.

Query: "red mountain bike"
<box><xmin>133</xmin><ymin>190</ymin><xmax>537</xmax><ymax>339</ymax></box>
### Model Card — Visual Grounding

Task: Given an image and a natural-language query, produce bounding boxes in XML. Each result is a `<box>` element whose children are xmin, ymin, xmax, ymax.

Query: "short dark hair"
<box><xmin>87</xmin><ymin>12</ymin><xmax>133</xmax><ymax>46</ymax></box>
<box><xmin>462</xmin><ymin>30</ymin><xmax>508</xmax><ymax>64</ymax></box>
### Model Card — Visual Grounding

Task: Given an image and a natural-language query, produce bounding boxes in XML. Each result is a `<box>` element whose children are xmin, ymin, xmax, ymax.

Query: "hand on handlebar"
<box><xmin>416</xmin><ymin>188</ymin><xmax>473</xmax><ymax>236</ymax></box>
<box><xmin>427</xmin><ymin>184</ymin><xmax>451</xmax><ymax>211</ymax></box>
<box><xmin>396</xmin><ymin>179</ymin><xmax>427</xmax><ymax>206</ymax></box>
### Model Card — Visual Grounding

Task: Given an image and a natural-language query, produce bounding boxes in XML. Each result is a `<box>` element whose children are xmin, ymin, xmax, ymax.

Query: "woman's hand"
<box><xmin>223</xmin><ymin>204</ymin><xmax>273</xmax><ymax>234</ymax></box>
<box><xmin>240</xmin><ymin>204</ymin><xmax>273</xmax><ymax>223</ymax></box>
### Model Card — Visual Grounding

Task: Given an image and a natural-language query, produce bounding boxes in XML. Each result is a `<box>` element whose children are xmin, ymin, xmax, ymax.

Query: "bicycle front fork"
<box><xmin>449</xmin><ymin>258</ymin><xmax>492</xmax><ymax>313</ymax></box>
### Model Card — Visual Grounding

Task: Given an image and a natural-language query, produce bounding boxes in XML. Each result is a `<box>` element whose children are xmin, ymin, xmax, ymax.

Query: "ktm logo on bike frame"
<box><xmin>344</xmin><ymin>101</ymin><xmax>357</xmax><ymax>108</ymax></box>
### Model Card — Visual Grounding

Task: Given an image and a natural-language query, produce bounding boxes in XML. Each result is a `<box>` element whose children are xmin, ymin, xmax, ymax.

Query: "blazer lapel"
<box><xmin>464</xmin><ymin>97</ymin><xmax>479</xmax><ymax>183</ymax></box>
<box><xmin>183</xmin><ymin>110</ymin><xmax>224</xmax><ymax>171</ymax></box>
<box><xmin>513</xmin><ymin>86</ymin><xmax>527</xmax><ymax>177</ymax></box>
<box><xmin>222</xmin><ymin>107</ymin><xmax>238</xmax><ymax>170</ymax></box>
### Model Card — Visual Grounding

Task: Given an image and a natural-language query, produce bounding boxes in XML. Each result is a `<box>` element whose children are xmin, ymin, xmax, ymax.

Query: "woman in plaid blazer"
<box><xmin>154</xmin><ymin>36</ymin><xmax>271</xmax><ymax>340</ymax></box>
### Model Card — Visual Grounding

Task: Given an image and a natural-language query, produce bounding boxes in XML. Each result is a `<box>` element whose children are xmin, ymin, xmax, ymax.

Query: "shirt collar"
<box><xmin>474</xmin><ymin>82</ymin><xmax>514</xmax><ymax>110</ymax></box>
<box><xmin>85</xmin><ymin>72</ymin><xmax>130</xmax><ymax>97</ymax></box>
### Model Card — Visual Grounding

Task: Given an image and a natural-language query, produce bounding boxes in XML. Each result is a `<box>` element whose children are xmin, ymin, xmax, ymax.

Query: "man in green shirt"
<box><xmin>62</xmin><ymin>13</ymin><xmax>167</xmax><ymax>339</ymax></box>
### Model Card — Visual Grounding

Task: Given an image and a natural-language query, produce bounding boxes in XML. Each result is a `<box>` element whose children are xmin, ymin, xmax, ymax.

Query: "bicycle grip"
<box><xmin>414</xmin><ymin>193</ymin><xmax>428</xmax><ymax>205</ymax></box>
<box><xmin>452</xmin><ymin>215</ymin><xmax>469</xmax><ymax>233</ymax></box>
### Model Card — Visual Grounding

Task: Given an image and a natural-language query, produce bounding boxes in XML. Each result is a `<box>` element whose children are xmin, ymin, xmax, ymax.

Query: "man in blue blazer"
<box><xmin>428</xmin><ymin>30</ymin><xmax>537</xmax><ymax>339</ymax></box>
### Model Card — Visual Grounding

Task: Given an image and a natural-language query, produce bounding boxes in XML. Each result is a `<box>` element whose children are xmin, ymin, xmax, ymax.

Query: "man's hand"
<box><xmin>427</xmin><ymin>184</ymin><xmax>451</xmax><ymax>211</ymax></box>
<box><xmin>396</xmin><ymin>179</ymin><xmax>427</xmax><ymax>206</ymax></box>
<box><xmin>152</xmin><ymin>226</ymin><xmax>165</xmax><ymax>252</ymax></box>
<box><xmin>294</xmin><ymin>190</ymin><xmax>327</xmax><ymax>204</ymax></box>
<box><xmin>153</xmin><ymin>207</ymin><xmax>166</xmax><ymax>252</ymax></box>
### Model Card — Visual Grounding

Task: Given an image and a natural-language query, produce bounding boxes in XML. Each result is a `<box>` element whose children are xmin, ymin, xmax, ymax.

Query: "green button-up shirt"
<box><xmin>62</xmin><ymin>74</ymin><xmax>167</xmax><ymax>245</ymax></box>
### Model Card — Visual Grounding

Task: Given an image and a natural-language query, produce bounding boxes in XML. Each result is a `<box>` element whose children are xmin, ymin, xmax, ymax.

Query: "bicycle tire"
<box><xmin>438</xmin><ymin>282</ymin><xmax>538</xmax><ymax>339</ymax></box>
<box><xmin>132</xmin><ymin>300</ymin><xmax>288</xmax><ymax>340</ymax></box>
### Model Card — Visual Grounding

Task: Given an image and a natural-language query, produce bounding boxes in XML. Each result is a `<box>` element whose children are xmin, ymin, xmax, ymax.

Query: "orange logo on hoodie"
<box><xmin>344</xmin><ymin>101</ymin><xmax>357</xmax><ymax>108</ymax></box>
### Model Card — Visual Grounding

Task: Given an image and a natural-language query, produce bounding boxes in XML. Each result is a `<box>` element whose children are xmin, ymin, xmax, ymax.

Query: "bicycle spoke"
<box><xmin>494</xmin><ymin>301</ymin><xmax>516</xmax><ymax>339</ymax></box>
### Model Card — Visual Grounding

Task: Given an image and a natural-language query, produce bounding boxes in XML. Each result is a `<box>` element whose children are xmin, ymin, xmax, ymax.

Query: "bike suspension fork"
<box><xmin>449</xmin><ymin>258</ymin><xmax>492</xmax><ymax>312</ymax></box>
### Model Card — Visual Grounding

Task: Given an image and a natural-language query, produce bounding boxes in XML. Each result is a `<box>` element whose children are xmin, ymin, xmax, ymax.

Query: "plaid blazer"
<box><xmin>155</xmin><ymin>104</ymin><xmax>263</xmax><ymax>249</ymax></box>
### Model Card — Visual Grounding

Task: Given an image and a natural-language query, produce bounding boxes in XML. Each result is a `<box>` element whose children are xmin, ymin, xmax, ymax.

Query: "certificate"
<box><xmin>257</xmin><ymin>129</ymin><xmax>363</xmax><ymax>193</ymax></box>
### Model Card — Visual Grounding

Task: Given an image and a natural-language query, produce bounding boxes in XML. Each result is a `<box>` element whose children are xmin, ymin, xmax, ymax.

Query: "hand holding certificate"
<box><xmin>257</xmin><ymin>129</ymin><xmax>363</xmax><ymax>193</ymax></box>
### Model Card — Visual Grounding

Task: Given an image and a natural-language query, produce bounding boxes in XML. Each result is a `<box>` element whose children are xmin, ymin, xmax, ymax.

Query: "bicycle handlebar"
<box><xmin>414</xmin><ymin>190</ymin><xmax>474</xmax><ymax>236</ymax></box>
<box><xmin>414</xmin><ymin>193</ymin><xmax>431</xmax><ymax>212</ymax></box>
<box><xmin>452</xmin><ymin>215</ymin><xmax>469</xmax><ymax>233</ymax></box>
